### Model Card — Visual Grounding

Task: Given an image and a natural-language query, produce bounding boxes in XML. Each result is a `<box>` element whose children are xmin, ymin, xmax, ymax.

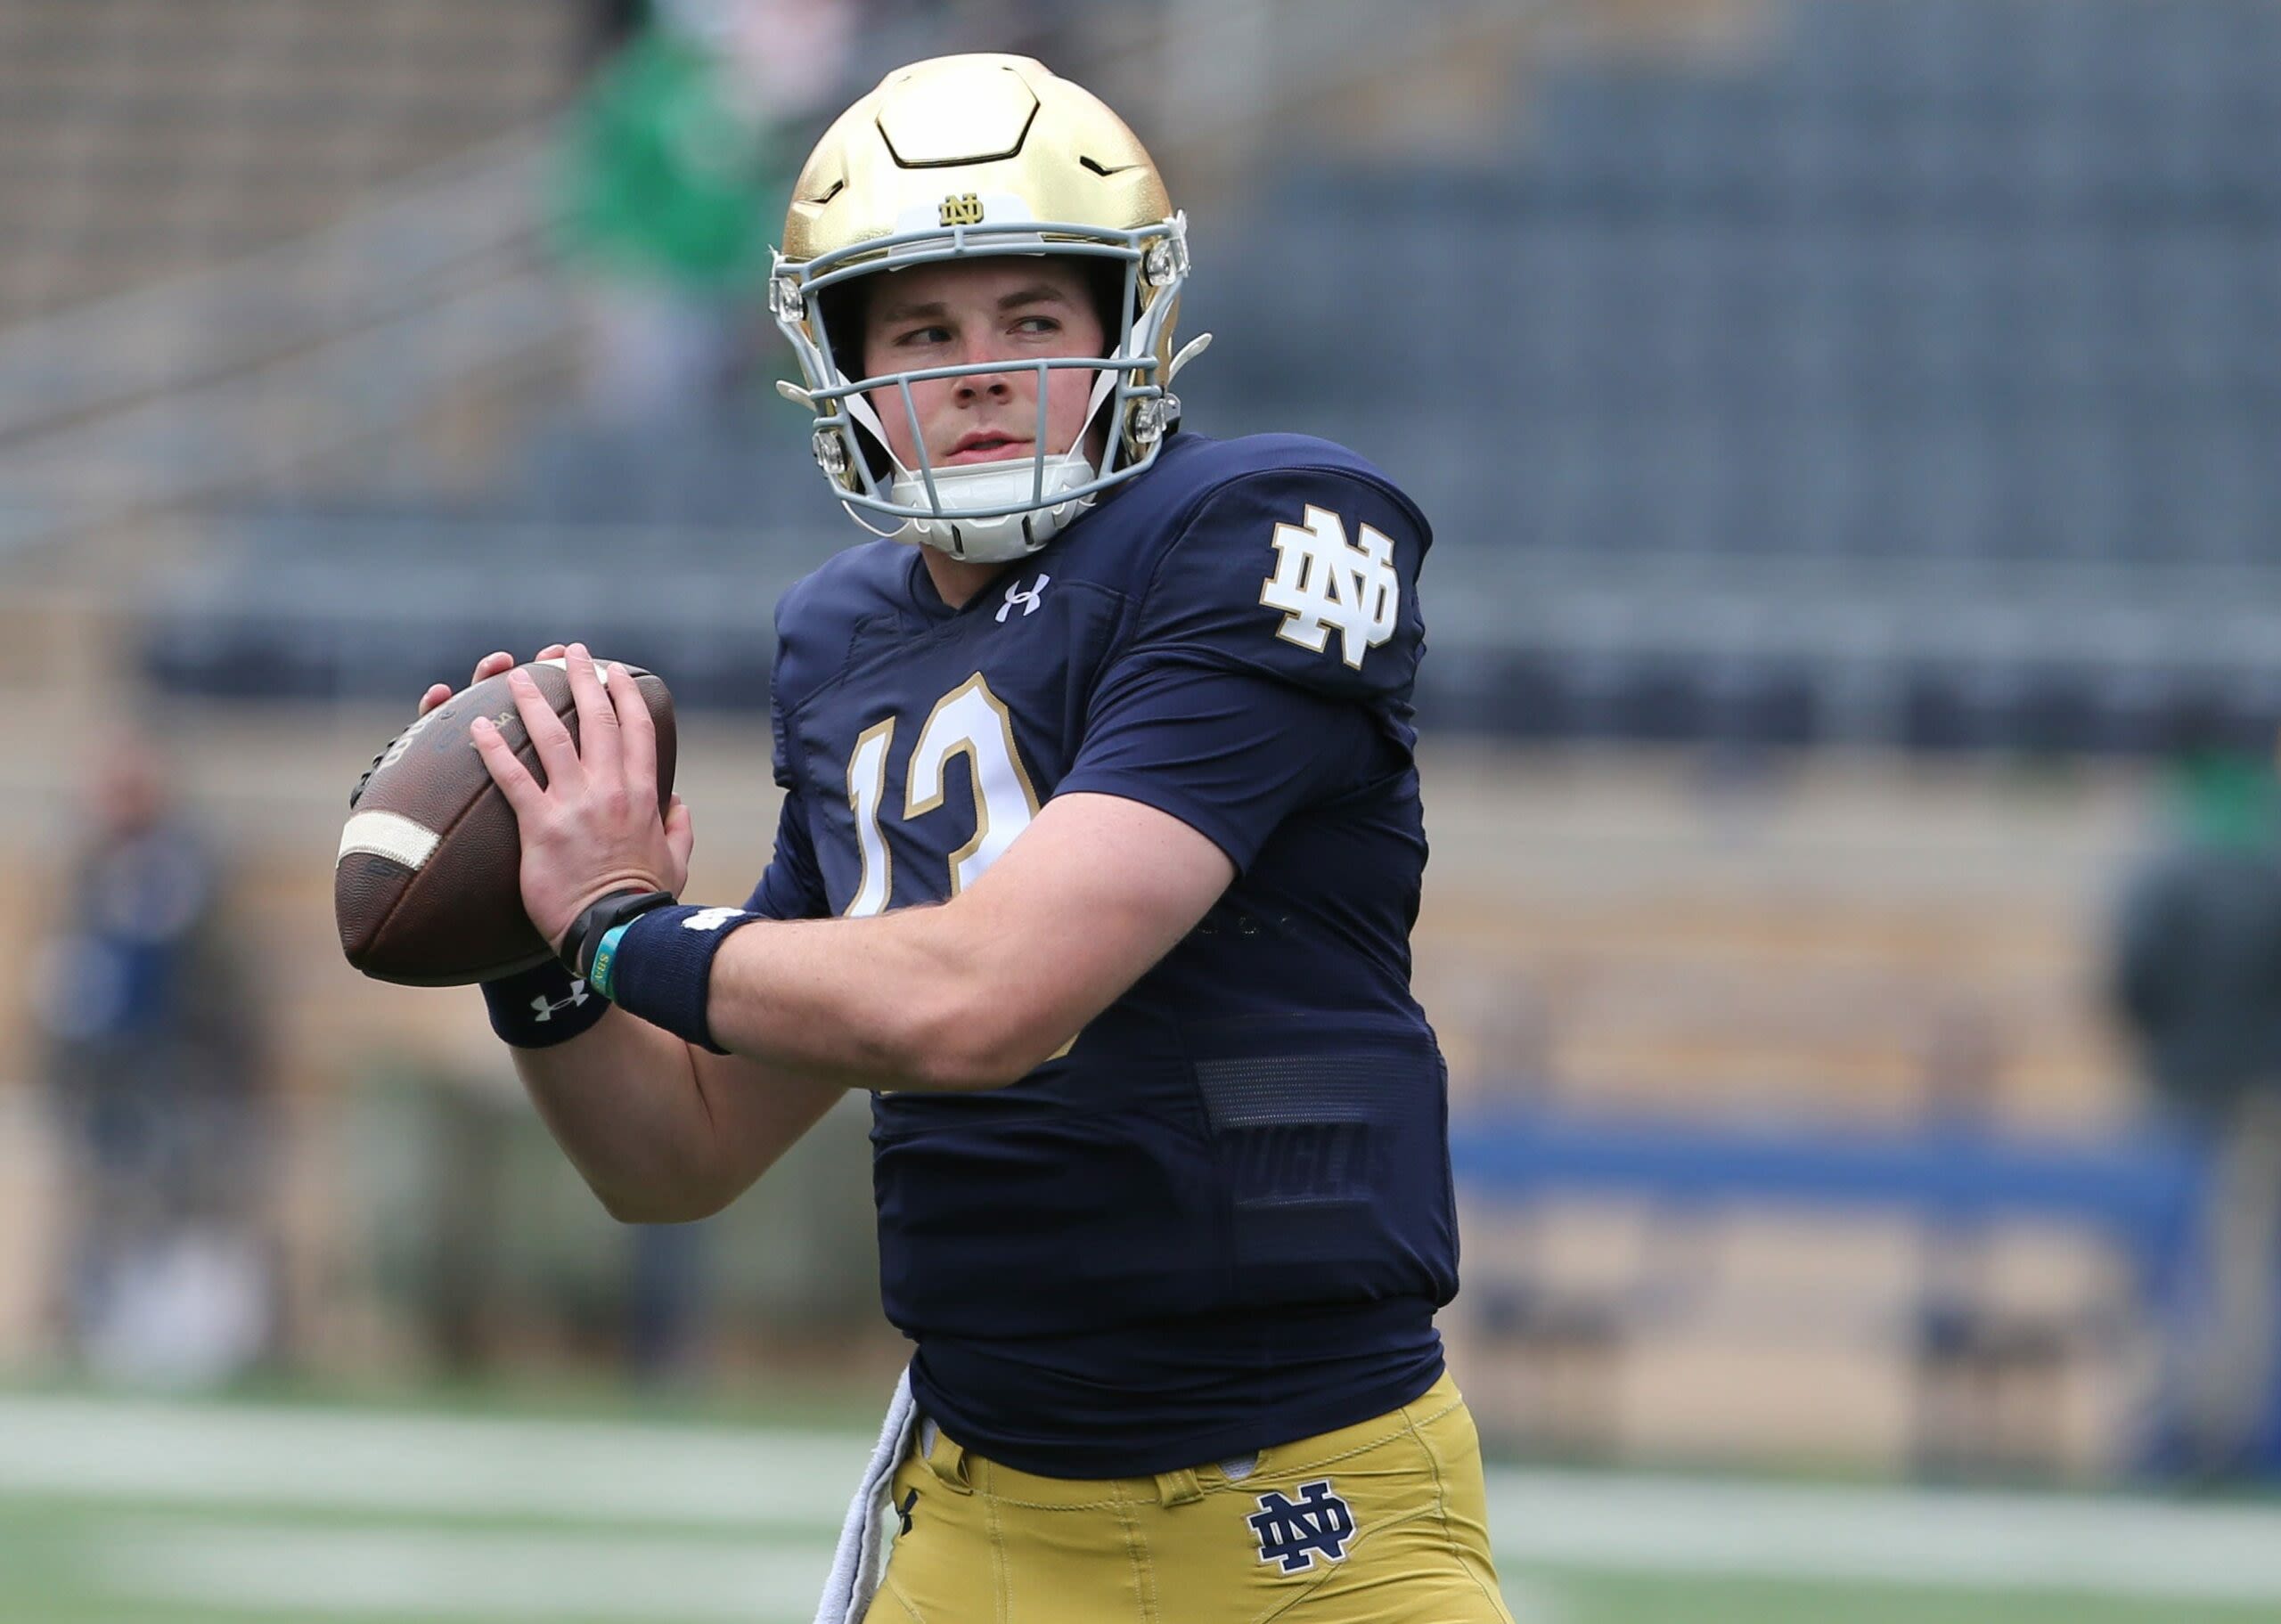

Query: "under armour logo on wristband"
<box><xmin>682</xmin><ymin>907</ymin><xmax>747</xmax><ymax>933</ymax></box>
<box><xmin>529</xmin><ymin>980</ymin><xmax>589</xmax><ymax>1022</ymax></box>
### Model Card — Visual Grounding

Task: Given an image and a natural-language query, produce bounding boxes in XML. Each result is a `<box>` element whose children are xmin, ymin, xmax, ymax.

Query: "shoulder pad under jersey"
<box><xmin>1110</xmin><ymin>434</ymin><xmax>1431</xmax><ymax>706</ymax></box>
<box><xmin>768</xmin><ymin>542</ymin><xmax>915</xmax><ymax>707</ymax></box>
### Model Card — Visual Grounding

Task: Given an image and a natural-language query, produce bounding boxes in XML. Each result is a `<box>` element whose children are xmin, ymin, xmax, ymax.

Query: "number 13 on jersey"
<box><xmin>843</xmin><ymin>673</ymin><xmax>1042</xmax><ymax>918</ymax></box>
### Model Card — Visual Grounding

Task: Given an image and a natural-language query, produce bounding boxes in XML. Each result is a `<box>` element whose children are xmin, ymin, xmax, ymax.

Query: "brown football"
<box><xmin>335</xmin><ymin>658</ymin><xmax>676</xmax><ymax>986</ymax></box>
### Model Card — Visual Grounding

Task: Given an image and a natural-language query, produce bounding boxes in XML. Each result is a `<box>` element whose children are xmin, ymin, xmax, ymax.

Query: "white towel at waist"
<box><xmin>813</xmin><ymin>1365</ymin><xmax>917</xmax><ymax>1624</ymax></box>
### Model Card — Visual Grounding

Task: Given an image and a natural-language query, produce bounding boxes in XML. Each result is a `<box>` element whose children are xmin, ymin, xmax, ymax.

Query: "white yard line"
<box><xmin>1488</xmin><ymin>1471</ymin><xmax>2281</xmax><ymax>1604</ymax></box>
<box><xmin>11</xmin><ymin>1394</ymin><xmax>2281</xmax><ymax>1604</ymax></box>
<box><xmin>104</xmin><ymin>1524</ymin><xmax>830</xmax><ymax>1621</ymax></box>
<box><xmin>0</xmin><ymin>1394</ymin><xmax>863</xmax><ymax>1528</ymax></box>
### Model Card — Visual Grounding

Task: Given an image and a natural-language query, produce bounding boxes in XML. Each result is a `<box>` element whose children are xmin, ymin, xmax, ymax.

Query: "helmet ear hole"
<box><xmin>819</xmin><ymin>281</ymin><xmax>870</xmax><ymax>384</ymax></box>
<box><xmin>813</xmin><ymin>279</ymin><xmax>899</xmax><ymax>484</ymax></box>
<box><xmin>1082</xmin><ymin>259</ymin><xmax>1127</xmax><ymax>352</ymax></box>
<box><xmin>847</xmin><ymin>414</ymin><xmax>895</xmax><ymax>484</ymax></box>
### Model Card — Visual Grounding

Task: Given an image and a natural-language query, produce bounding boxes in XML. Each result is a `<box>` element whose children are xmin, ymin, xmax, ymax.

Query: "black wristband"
<box><xmin>558</xmin><ymin>888</ymin><xmax>677</xmax><ymax>980</ymax></box>
<box><xmin>482</xmin><ymin>958</ymin><xmax>609</xmax><ymax>1049</ymax></box>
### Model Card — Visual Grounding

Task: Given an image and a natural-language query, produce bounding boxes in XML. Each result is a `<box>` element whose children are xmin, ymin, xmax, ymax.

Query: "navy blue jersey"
<box><xmin>750</xmin><ymin>433</ymin><xmax>1456</xmax><ymax>1476</ymax></box>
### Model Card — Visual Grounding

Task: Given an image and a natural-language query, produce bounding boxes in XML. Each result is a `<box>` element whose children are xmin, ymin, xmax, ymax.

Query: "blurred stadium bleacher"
<box><xmin>1194</xmin><ymin>0</ymin><xmax>2281</xmax><ymax>752</ymax></box>
<box><xmin>0</xmin><ymin>0</ymin><xmax>2266</xmax><ymax>755</ymax></box>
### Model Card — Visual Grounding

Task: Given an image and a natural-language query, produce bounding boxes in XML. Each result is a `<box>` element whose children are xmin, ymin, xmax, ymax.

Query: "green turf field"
<box><xmin>4</xmin><ymin>1391</ymin><xmax>2278</xmax><ymax>1623</ymax></box>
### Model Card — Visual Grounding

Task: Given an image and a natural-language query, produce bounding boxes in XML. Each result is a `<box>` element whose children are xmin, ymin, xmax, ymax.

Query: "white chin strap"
<box><xmin>886</xmin><ymin>453</ymin><xmax>1097</xmax><ymax>561</ymax></box>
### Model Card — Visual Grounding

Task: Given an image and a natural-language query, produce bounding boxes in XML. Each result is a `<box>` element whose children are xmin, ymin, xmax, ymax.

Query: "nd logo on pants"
<box><xmin>863</xmin><ymin>1372</ymin><xmax>1514</xmax><ymax>1624</ymax></box>
<box><xmin>1248</xmin><ymin>1479</ymin><xmax>1353</xmax><ymax>1573</ymax></box>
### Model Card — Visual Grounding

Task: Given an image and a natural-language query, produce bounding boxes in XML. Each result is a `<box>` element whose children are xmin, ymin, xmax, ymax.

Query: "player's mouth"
<box><xmin>943</xmin><ymin>431</ymin><xmax>1031</xmax><ymax>465</ymax></box>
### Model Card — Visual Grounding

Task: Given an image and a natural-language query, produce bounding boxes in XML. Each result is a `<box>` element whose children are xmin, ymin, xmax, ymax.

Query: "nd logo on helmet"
<box><xmin>938</xmin><ymin>192</ymin><xmax>984</xmax><ymax>227</ymax></box>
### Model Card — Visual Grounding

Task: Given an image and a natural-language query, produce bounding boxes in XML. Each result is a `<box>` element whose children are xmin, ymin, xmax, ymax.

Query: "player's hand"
<box><xmin>467</xmin><ymin>641</ymin><xmax>695</xmax><ymax>953</ymax></box>
<box><xmin>416</xmin><ymin>644</ymin><xmax>568</xmax><ymax>719</ymax></box>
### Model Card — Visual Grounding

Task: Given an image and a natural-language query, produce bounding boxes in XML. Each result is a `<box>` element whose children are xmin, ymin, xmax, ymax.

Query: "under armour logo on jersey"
<box><xmin>529</xmin><ymin>980</ymin><xmax>589</xmax><ymax>1022</ymax></box>
<box><xmin>995</xmin><ymin>572</ymin><xmax>1051</xmax><ymax>623</ymax></box>
<box><xmin>1248</xmin><ymin>1480</ymin><xmax>1355</xmax><ymax>1573</ymax></box>
<box><xmin>681</xmin><ymin>907</ymin><xmax>747</xmax><ymax>933</ymax></box>
<box><xmin>1259</xmin><ymin>506</ymin><xmax>1399</xmax><ymax>670</ymax></box>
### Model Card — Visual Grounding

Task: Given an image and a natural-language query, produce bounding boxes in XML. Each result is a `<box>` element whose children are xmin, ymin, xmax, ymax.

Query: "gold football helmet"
<box><xmin>770</xmin><ymin>54</ymin><xmax>1209</xmax><ymax>560</ymax></box>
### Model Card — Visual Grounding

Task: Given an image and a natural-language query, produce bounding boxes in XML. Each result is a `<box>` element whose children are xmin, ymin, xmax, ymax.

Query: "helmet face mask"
<box><xmin>770</xmin><ymin>56</ymin><xmax>1199</xmax><ymax>562</ymax></box>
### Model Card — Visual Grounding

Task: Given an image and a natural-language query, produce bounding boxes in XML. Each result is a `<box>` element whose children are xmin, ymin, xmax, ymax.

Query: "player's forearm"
<box><xmin>694</xmin><ymin>798</ymin><xmax>1222</xmax><ymax>1089</ymax></box>
<box><xmin>508</xmin><ymin>1008</ymin><xmax>740</xmax><ymax>1221</ymax></box>
<box><xmin>704</xmin><ymin>906</ymin><xmax>1052</xmax><ymax>1092</ymax></box>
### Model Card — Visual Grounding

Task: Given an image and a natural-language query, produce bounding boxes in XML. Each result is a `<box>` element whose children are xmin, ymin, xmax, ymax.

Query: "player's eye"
<box><xmin>894</xmin><ymin>324</ymin><xmax>952</xmax><ymax>348</ymax></box>
<box><xmin>1012</xmin><ymin>315</ymin><xmax>1060</xmax><ymax>336</ymax></box>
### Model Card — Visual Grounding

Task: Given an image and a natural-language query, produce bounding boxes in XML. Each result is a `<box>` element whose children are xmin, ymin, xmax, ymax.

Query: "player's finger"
<box><xmin>564</xmin><ymin>643</ymin><xmax>622</xmax><ymax>780</ymax></box>
<box><xmin>607</xmin><ymin>662</ymin><xmax>656</xmax><ymax>802</ymax></box>
<box><xmin>536</xmin><ymin>643</ymin><xmax>568</xmax><ymax>661</ymax></box>
<box><xmin>663</xmin><ymin>795</ymin><xmax>694</xmax><ymax>886</ymax></box>
<box><xmin>507</xmin><ymin>665</ymin><xmax>580</xmax><ymax>788</ymax></box>
<box><xmin>469</xmin><ymin>714</ymin><xmax>546</xmax><ymax>820</ymax></box>
<box><xmin>423</xmin><ymin>644</ymin><xmax>521</xmax><ymax>716</ymax></box>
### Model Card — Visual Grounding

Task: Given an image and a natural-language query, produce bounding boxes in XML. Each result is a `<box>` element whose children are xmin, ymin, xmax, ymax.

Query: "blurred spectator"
<box><xmin>854</xmin><ymin>0</ymin><xmax>1071</xmax><ymax>73</ymax></box>
<box><xmin>2110</xmin><ymin>723</ymin><xmax>2281</xmax><ymax>1479</ymax></box>
<box><xmin>550</xmin><ymin>0</ymin><xmax>854</xmax><ymax>426</ymax></box>
<box><xmin>576</xmin><ymin>0</ymin><xmax>655</xmax><ymax>74</ymax></box>
<box><xmin>29</xmin><ymin>734</ymin><xmax>276</xmax><ymax>1386</ymax></box>
<box><xmin>627</xmin><ymin>1220</ymin><xmax>713</xmax><ymax>1383</ymax></box>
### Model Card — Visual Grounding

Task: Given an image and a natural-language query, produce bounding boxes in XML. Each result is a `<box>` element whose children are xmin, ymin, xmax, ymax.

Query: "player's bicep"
<box><xmin>956</xmin><ymin>790</ymin><xmax>1235</xmax><ymax>1055</ymax></box>
<box><xmin>1058</xmin><ymin>660</ymin><xmax>1384</xmax><ymax>875</ymax></box>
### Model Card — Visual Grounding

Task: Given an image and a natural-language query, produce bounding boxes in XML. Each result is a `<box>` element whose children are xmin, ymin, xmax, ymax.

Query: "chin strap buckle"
<box><xmin>1132</xmin><ymin>396</ymin><xmax>1174</xmax><ymax>445</ymax></box>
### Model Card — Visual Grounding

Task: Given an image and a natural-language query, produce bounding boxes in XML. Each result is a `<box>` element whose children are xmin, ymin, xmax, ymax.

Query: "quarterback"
<box><xmin>428</xmin><ymin>53</ymin><xmax>1509</xmax><ymax>1624</ymax></box>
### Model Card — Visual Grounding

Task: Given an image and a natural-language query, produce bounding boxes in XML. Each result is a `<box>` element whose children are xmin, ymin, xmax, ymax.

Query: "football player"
<box><xmin>422</xmin><ymin>53</ymin><xmax>1510</xmax><ymax>1624</ymax></box>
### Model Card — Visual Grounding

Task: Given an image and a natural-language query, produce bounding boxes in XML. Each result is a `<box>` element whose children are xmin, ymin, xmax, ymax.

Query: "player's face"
<box><xmin>859</xmin><ymin>257</ymin><xmax>1108</xmax><ymax>474</ymax></box>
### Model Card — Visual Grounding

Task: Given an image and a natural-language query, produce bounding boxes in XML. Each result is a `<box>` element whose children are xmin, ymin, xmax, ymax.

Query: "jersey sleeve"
<box><xmin>741</xmin><ymin>791</ymin><xmax>830</xmax><ymax>920</ymax></box>
<box><xmin>1053</xmin><ymin>464</ymin><xmax>1426</xmax><ymax>872</ymax></box>
<box><xmin>1109</xmin><ymin>462</ymin><xmax>1428</xmax><ymax>704</ymax></box>
<box><xmin>1055</xmin><ymin>663</ymin><xmax>1385</xmax><ymax>872</ymax></box>
<box><xmin>742</xmin><ymin>609</ymin><xmax>832</xmax><ymax>921</ymax></box>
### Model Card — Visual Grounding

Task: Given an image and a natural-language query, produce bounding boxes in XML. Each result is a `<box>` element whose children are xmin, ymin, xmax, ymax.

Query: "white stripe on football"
<box><xmin>336</xmin><ymin>810</ymin><xmax>443</xmax><ymax>871</ymax></box>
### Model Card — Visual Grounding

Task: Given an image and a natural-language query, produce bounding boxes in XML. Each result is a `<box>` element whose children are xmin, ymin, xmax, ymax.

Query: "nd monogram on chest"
<box><xmin>838</xmin><ymin>568</ymin><xmax>1058</xmax><ymax>916</ymax></box>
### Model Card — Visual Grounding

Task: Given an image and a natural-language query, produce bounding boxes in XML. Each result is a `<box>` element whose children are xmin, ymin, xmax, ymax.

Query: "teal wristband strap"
<box><xmin>603</xmin><ymin>903</ymin><xmax>764</xmax><ymax>1053</ymax></box>
<box><xmin>588</xmin><ymin>922</ymin><xmax>634</xmax><ymax>1000</ymax></box>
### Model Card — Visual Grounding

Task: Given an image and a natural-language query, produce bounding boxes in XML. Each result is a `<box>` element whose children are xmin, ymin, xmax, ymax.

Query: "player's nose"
<box><xmin>952</xmin><ymin>362</ymin><xmax>1016</xmax><ymax>404</ymax></box>
<box><xmin>949</xmin><ymin>337</ymin><xmax>1019</xmax><ymax>399</ymax></box>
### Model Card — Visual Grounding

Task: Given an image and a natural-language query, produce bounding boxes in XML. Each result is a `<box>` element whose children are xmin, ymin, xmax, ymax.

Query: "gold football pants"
<box><xmin>863</xmin><ymin>1371</ymin><xmax>1515</xmax><ymax>1624</ymax></box>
